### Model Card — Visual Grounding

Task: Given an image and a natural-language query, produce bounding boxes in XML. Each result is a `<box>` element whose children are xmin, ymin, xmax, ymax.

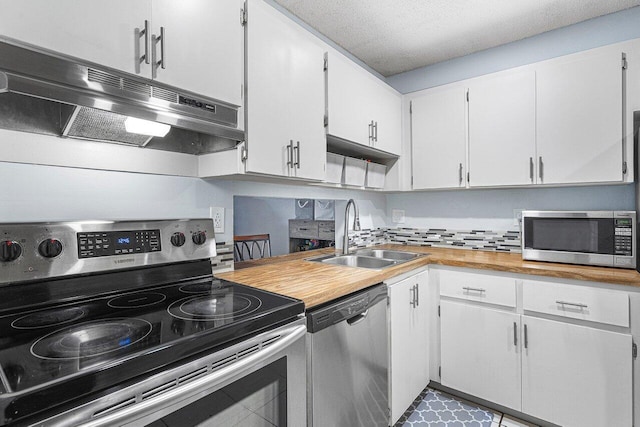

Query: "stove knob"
<box><xmin>171</xmin><ymin>232</ymin><xmax>186</xmax><ymax>247</ymax></box>
<box><xmin>38</xmin><ymin>239</ymin><xmax>63</xmax><ymax>258</ymax></box>
<box><xmin>0</xmin><ymin>241</ymin><xmax>22</xmax><ymax>262</ymax></box>
<box><xmin>192</xmin><ymin>231</ymin><xmax>207</xmax><ymax>245</ymax></box>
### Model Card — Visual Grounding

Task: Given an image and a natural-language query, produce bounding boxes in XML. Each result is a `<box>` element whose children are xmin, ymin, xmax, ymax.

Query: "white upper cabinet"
<box><xmin>327</xmin><ymin>52</ymin><xmax>401</xmax><ymax>155</ymax></box>
<box><xmin>0</xmin><ymin>0</ymin><xmax>151</xmax><ymax>77</ymax></box>
<box><xmin>468</xmin><ymin>71</ymin><xmax>536</xmax><ymax>187</ymax></box>
<box><xmin>151</xmin><ymin>0</ymin><xmax>244</xmax><ymax>106</ymax></box>
<box><xmin>536</xmin><ymin>47</ymin><xmax>624</xmax><ymax>185</ymax></box>
<box><xmin>244</xmin><ymin>0</ymin><xmax>325</xmax><ymax>180</ymax></box>
<box><xmin>0</xmin><ymin>0</ymin><xmax>243</xmax><ymax>106</ymax></box>
<box><xmin>411</xmin><ymin>85</ymin><xmax>467</xmax><ymax>190</ymax></box>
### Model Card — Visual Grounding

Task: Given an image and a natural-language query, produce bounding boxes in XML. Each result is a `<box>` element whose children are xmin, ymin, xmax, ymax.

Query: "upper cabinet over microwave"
<box><xmin>0</xmin><ymin>0</ymin><xmax>244</xmax><ymax>107</ymax></box>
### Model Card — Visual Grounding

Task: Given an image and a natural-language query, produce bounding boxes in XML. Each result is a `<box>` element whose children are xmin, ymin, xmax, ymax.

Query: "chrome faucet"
<box><xmin>343</xmin><ymin>199</ymin><xmax>361</xmax><ymax>255</ymax></box>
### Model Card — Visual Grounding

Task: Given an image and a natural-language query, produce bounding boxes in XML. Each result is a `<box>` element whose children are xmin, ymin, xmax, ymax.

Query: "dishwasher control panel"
<box><xmin>306</xmin><ymin>283</ymin><xmax>387</xmax><ymax>333</ymax></box>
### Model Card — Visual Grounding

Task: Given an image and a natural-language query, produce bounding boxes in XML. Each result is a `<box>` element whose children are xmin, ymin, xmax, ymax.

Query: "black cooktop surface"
<box><xmin>0</xmin><ymin>265</ymin><xmax>303</xmax><ymax>425</ymax></box>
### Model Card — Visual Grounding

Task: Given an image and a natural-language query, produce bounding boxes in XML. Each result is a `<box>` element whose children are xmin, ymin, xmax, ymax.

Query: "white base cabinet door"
<box><xmin>536</xmin><ymin>46</ymin><xmax>624</xmax><ymax>185</ymax></box>
<box><xmin>411</xmin><ymin>86</ymin><xmax>467</xmax><ymax>190</ymax></box>
<box><xmin>245</xmin><ymin>0</ymin><xmax>325</xmax><ymax>180</ymax></box>
<box><xmin>521</xmin><ymin>316</ymin><xmax>632</xmax><ymax>427</ymax></box>
<box><xmin>389</xmin><ymin>271</ymin><xmax>429</xmax><ymax>425</ymax></box>
<box><xmin>440</xmin><ymin>300</ymin><xmax>521</xmax><ymax>411</ymax></box>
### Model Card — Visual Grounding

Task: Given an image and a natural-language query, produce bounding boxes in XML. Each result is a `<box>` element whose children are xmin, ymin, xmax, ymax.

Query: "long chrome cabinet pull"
<box><xmin>462</xmin><ymin>286</ymin><xmax>485</xmax><ymax>293</ymax></box>
<box><xmin>524</xmin><ymin>324</ymin><xmax>528</xmax><ymax>349</ymax></box>
<box><xmin>410</xmin><ymin>285</ymin><xmax>416</xmax><ymax>307</ymax></box>
<box><xmin>138</xmin><ymin>20</ymin><xmax>150</xmax><ymax>65</ymax></box>
<box><xmin>294</xmin><ymin>141</ymin><xmax>300</xmax><ymax>168</ymax></box>
<box><xmin>556</xmin><ymin>300</ymin><xmax>588</xmax><ymax>309</ymax></box>
<box><xmin>513</xmin><ymin>322</ymin><xmax>517</xmax><ymax>346</ymax></box>
<box><xmin>458</xmin><ymin>163</ymin><xmax>463</xmax><ymax>186</ymax></box>
<box><xmin>373</xmin><ymin>121</ymin><xmax>378</xmax><ymax>143</ymax></box>
<box><xmin>538</xmin><ymin>156</ymin><xmax>543</xmax><ymax>181</ymax></box>
<box><xmin>368</xmin><ymin>121</ymin><xmax>373</xmax><ymax>145</ymax></box>
<box><xmin>529</xmin><ymin>157</ymin><xmax>534</xmax><ymax>182</ymax></box>
<box><xmin>286</xmin><ymin>140</ymin><xmax>293</xmax><ymax>167</ymax></box>
<box><xmin>415</xmin><ymin>283</ymin><xmax>419</xmax><ymax>306</ymax></box>
<box><xmin>153</xmin><ymin>26</ymin><xmax>166</xmax><ymax>77</ymax></box>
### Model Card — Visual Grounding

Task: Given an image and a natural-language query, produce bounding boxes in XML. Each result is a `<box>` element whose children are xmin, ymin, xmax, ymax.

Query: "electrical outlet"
<box><xmin>210</xmin><ymin>207</ymin><xmax>224</xmax><ymax>233</ymax></box>
<box><xmin>392</xmin><ymin>209</ymin><xmax>405</xmax><ymax>224</ymax></box>
<box><xmin>513</xmin><ymin>209</ymin><xmax>524</xmax><ymax>228</ymax></box>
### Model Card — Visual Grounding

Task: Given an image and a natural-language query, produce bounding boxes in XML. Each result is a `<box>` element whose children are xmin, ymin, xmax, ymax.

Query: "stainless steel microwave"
<box><xmin>521</xmin><ymin>211</ymin><xmax>636</xmax><ymax>269</ymax></box>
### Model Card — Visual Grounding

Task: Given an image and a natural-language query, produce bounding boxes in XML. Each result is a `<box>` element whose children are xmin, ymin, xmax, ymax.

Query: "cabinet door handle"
<box><xmin>286</xmin><ymin>140</ymin><xmax>293</xmax><ymax>167</ymax></box>
<box><xmin>538</xmin><ymin>156</ymin><xmax>543</xmax><ymax>182</ymax></box>
<box><xmin>556</xmin><ymin>300</ymin><xmax>588</xmax><ymax>309</ymax></box>
<box><xmin>374</xmin><ymin>121</ymin><xmax>378</xmax><ymax>143</ymax></box>
<box><xmin>138</xmin><ymin>20</ymin><xmax>150</xmax><ymax>66</ymax></box>
<box><xmin>153</xmin><ymin>26</ymin><xmax>166</xmax><ymax>77</ymax></box>
<box><xmin>513</xmin><ymin>322</ymin><xmax>517</xmax><ymax>347</ymax></box>
<box><xmin>458</xmin><ymin>163</ymin><xmax>463</xmax><ymax>186</ymax></box>
<box><xmin>462</xmin><ymin>286</ymin><xmax>485</xmax><ymax>293</ymax></box>
<box><xmin>294</xmin><ymin>141</ymin><xmax>300</xmax><ymax>169</ymax></box>
<box><xmin>368</xmin><ymin>121</ymin><xmax>373</xmax><ymax>145</ymax></box>
<box><xmin>410</xmin><ymin>285</ymin><xmax>416</xmax><ymax>307</ymax></box>
<box><xmin>415</xmin><ymin>283</ymin><xmax>419</xmax><ymax>306</ymax></box>
<box><xmin>529</xmin><ymin>157</ymin><xmax>534</xmax><ymax>183</ymax></box>
<box><xmin>524</xmin><ymin>324</ymin><xmax>528</xmax><ymax>349</ymax></box>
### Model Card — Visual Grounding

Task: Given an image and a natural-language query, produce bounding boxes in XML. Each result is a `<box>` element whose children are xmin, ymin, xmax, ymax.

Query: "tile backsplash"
<box><xmin>350</xmin><ymin>227</ymin><xmax>521</xmax><ymax>253</ymax></box>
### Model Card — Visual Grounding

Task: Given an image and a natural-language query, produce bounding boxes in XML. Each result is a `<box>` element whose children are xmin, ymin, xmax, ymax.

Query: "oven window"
<box><xmin>525</xmin><ymin>218</ymin><xmax>613</xmax><ymax>254</ymax></box>
<box><xmin>145</xmin><ymin>357</ymin><xmax>287</xmax><ymax>427</ymax></box>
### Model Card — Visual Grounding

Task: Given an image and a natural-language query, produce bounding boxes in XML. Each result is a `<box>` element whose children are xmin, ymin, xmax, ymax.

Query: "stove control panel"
<box><xmin>77</xmin><ymin>229</ymin><xmax>161</xmax><ymax>258</ymax></box>
<box><xmin>0</xmin><ymin>219</ymin><xmax>216</xmax><ymax>284</ymax></box>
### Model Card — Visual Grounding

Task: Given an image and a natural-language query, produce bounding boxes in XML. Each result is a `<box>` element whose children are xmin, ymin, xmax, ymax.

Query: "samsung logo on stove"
<box><xmin>114</xmin><ymin>258</ymin><xmax>135</xmax><ymax>264</ymax></box>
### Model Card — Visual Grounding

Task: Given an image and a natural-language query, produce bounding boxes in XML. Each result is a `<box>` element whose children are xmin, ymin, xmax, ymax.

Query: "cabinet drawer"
<box><xmin>317</xmin><ymin>221</ymin><xmax>335</xmax><ymax>241</ymax></box>
<box><xmin>289</xmin><ymin>220</ymin><xmax>319</xmax><ymax>239</ymax></box>
<box><xmin>522</xmin><ymin>280</ymin><xmax>629</xmax><ymax>327</ymax></box>
<box><xmin>439</xmin><ymin>269</ymin><xmax>516</xmax><ymax>308</ymax></box>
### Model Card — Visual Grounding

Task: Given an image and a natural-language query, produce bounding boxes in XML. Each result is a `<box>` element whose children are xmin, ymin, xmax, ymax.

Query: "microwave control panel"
<box><xmin>614</xmin><ymin>218</ymin><xmax>633</xmax><ymax>256</ymax></box>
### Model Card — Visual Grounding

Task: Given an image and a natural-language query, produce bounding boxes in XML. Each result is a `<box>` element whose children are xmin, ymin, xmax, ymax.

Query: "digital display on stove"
<box><xmin>77</xmin><ymin>229</ymin><xmax>161</xmax><ymax>259</ymax></box>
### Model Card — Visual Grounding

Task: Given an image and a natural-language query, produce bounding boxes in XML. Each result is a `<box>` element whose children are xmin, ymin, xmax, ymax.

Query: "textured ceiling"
<box><xmin>273</xmin><ymin>0</ymin><xmax>640</xmax><ymax>76</ymax></box>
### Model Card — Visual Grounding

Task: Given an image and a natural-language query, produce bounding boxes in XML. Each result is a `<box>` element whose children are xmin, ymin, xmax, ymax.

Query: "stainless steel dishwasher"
<box><xmin>306</xmin><ymin>283</ymin><xmax>388</xmax><ymax>427</ymax></box>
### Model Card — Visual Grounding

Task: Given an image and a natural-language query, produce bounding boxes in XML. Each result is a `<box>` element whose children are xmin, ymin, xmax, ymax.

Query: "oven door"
<box><xmin>37</xmin><ymin>318</ymin><xmax>307</xmax><ymax>427</ymax></box>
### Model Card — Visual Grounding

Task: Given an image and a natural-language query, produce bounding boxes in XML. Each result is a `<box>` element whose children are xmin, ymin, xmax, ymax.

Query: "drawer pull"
<box><xmin>462</xmin><ymin>287</ymin><xmax>486</xmax><ymax>293</ymax></box>
<box><xmin>556</xmin><ymin>300</ymin><xmax>588</xmax><ymax>309</ymax></box>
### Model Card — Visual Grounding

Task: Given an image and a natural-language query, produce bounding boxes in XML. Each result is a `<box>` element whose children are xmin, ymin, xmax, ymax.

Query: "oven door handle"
<box><xmin>75</xmin><ymin>323</ymin><xmax>307</xmax><ymax>427</ymax></box>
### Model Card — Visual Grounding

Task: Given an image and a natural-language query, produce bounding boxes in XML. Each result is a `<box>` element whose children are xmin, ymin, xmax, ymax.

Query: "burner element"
<box><xmin>168</xmin><ymin>293</ymin><xmax>262</xmax><ymax>321</ymax></box>
<box><xmin>108</xmin><ymin>292</ymin><xmax>166</xmax><ymax>308</ymax></box>
<box><xmin>30</xmin><ymin>318</ymin><xmax>152</xmax><ymax>360</ymax></box>
<box><xmin>12</xmin><ymin>307</ymin><xmax>86</xmax><ymax>329</ymax></box>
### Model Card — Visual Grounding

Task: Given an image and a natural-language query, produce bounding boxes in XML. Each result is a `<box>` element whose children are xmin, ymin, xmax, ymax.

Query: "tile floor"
<box><xmin>394</xmin><ymin>388</ymin><xmax>538</xmax><ymax>427</ymax></box>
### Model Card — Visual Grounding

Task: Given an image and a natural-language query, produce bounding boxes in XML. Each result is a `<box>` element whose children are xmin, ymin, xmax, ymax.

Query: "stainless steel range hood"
<box><xmin>0</xmin><ymin>39</ymin><xmax>243</xmax><ymax>154</ymax></box>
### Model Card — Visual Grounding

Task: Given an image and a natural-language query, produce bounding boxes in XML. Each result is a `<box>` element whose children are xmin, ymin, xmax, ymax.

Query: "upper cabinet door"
<box><xmin>151</xmin><ymin>0</ymin><xmax>244</xmax><ymax>106</ymax></box>
<box><xmin>245</xmin><ymin>0</ymin><xmax>325</xmax><ymax>180</ymax></box>
<box><xmin>536</xmin><ymin>47</ymin><xmax>624</xmax><ymax>185</ymax></box>
<box><xmin>0</xmin><ymin>0</ymin><xmax>152</xmax><ymax>77</ymax></box>
<box><xmin>373</xmin><ymin>85</ymin><xmax>402</xmax><ymax>155</ymax></box>
<box><xmin>468</xmin><ymin>71</ymin><xmax>536</xmax><ymax>187</ymax></box>
<box><xmin>326</xmin><ymin>52</ymin><xmax>372</xmax><ymax>147</ymax></box>
<box><xmin>411</xmin><ymin>86</ymin><xmax>467</xmax><ymax>189</ymax></box>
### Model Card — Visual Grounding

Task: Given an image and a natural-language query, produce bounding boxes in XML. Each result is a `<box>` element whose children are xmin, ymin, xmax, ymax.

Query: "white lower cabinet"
<box><xmin>440</xmin><ymin>300</ymin><xmax>521</xmax><ymax>411</ymax></box>
<box><xmin>388</xmin><ymin>270</ymin><xmax>429</xmax><ymax>425</ymax></box>
<box><xmin>438</xmin><ymin>268</ymin><xmax>634</xmax><ymax>427</ymax></box>
<box><xmin>521</xmin><ymin>316</ymin><xmax>632</xmax><ymax>427</ymax></box>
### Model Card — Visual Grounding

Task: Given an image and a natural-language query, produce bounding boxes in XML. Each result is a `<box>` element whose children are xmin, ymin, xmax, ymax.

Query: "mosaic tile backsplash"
<box><xmin>350</xmin><ymin>227</ymin><xmax>522</xmax><ymax>253</ymax></box>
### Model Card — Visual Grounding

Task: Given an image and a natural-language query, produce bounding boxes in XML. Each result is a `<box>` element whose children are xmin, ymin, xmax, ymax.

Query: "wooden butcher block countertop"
<box><xmin>216</xmin><ymin>245</ymin><xmax>640</xmax><ymax>309</ymax></box>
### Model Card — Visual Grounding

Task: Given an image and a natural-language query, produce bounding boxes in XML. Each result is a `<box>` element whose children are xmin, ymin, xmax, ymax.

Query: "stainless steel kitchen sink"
<box><xmin>353</xmin><ymin>249</ymin><xmax>421</xmax><ymax>261</ymax></box>
<box><xmin>307</xmin><ymin>249</ymin><xmax>426</xmax><ymax>269</ymax></box>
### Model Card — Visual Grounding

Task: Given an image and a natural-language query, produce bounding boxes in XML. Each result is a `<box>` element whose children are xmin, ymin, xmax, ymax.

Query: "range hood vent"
<box><xmin>0</xmin><ymin>39</ymin><xmax>244</xmax><ymax>153</ymax></box>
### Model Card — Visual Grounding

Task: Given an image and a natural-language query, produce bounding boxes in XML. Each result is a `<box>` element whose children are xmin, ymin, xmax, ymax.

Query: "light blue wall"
<box><xmin>387</xmin><ymin>6</ymin><xmax>640</xmax><ymax>94</ymax></box>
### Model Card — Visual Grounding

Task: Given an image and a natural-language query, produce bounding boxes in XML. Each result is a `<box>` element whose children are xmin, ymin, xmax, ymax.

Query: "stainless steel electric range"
<box><xmin>0</xmin><ymin>219</ymin><xmax>306</xmax><ymax>427</ymax></box>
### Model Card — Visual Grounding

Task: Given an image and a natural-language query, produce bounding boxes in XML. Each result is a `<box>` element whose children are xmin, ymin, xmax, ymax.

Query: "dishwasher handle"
<box><xmin>346</xmin><ymin>310</ymin><xmax>369</xmax><ymax>326</ymax></box>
